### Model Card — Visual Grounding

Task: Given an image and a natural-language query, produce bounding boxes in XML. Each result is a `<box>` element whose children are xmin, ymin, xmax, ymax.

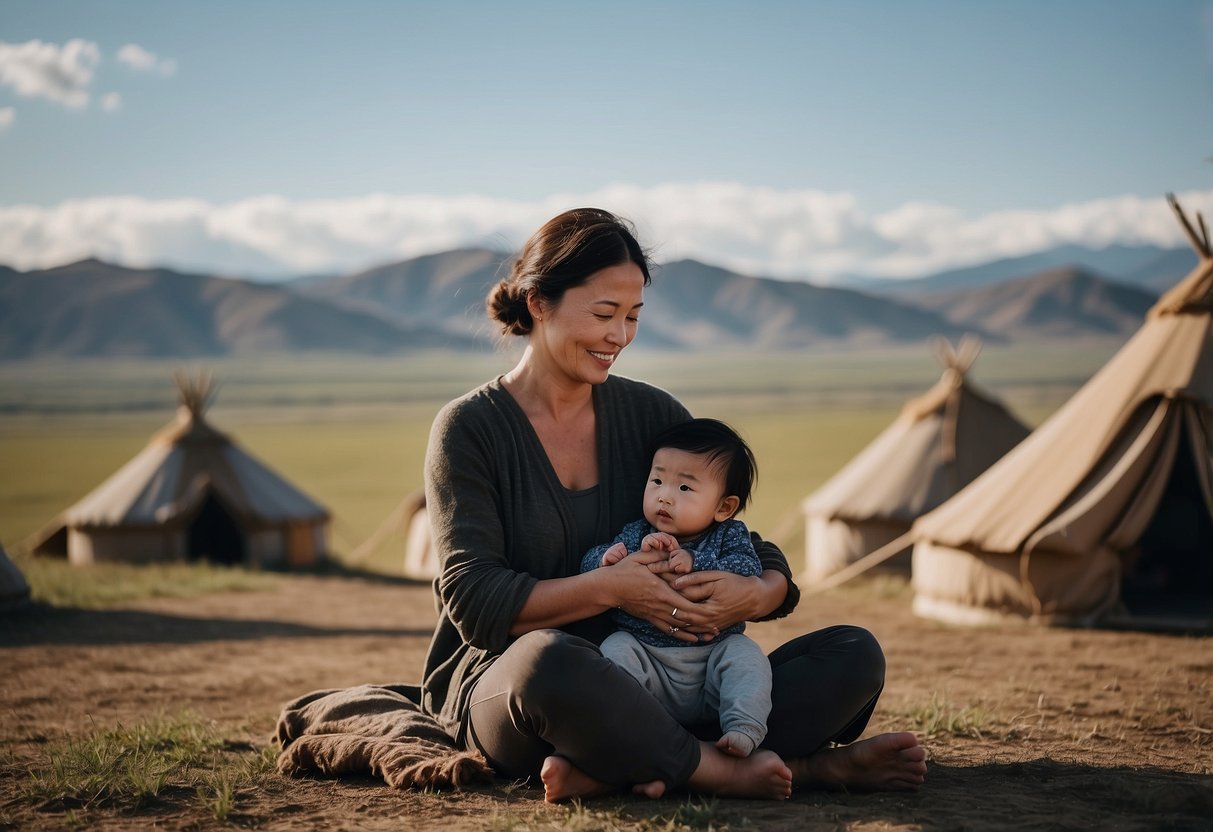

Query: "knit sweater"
<box><xmin>581</xmin><ymin>517</ymin><xmax>762</xmax><ymax>647</ymax></box>
<box><xmin>420</xmin><ymin>374</ymin><xmax>799</xmax><ymax>740</ymax></box>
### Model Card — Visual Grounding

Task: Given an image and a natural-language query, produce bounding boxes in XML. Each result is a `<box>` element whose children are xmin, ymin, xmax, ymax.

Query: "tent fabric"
<box><xmin>911</xmin><ymin>209</ymin><xmax>1213</xmax><ymax>624</ymax></box>
<box><xmin>30</xmin><ymin>379</ymin><xmax>330</xmax><ymax>567</ymax></box>
<box><xmin>65</xmin><ymin>409</ymin><xmax>327</xmax><ymax>529</ymax></box>
<box><xmin>914</xmin><ymin>313</ymin><xmax>1213</xmax><ymax>555</ymax></box>
<box><xmin>802</xmin><ymin>341</ymin><xmax>1029</xmax><ymax>583</ymax></box>
<box><xmin>401</xmin><ymin>501</ymin><xmax>438</xmax><ymax>580</ymax></box>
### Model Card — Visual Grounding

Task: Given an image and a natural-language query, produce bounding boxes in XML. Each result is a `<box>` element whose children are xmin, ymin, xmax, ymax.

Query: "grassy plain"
<box><xmin>8</xmin><ymin>337</ymin><xmax>1213</xmax><ymax>832</ymax></box>
<box><xmin>0</xmin><ymin>340</ymin><xmax>1121</xmax><ymax>576</ymax></box>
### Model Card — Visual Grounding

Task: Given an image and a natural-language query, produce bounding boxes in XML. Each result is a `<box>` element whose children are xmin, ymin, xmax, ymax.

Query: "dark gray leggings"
<box><xmin>464</xmin><ymin>624</ymin><xmax>885</xmax><ymax>787</ymax></box>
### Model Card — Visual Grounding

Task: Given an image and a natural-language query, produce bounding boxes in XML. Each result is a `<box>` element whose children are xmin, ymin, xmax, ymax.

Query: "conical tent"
<box><xmin>399</xmin><ymin>491</ymin><xmax>438</xmax><ymax>580</ymax></box>
<box><xmin>911</xmin><ymin>194</ymin><xmax>1213</xmax><ymax>628</ymax></box>
<box><xmin>801</xmin><ymin>337</ymin><xmax>1030</xmax><ymax>584</ymax></box>
<box><xmin>30</xmin><ymin>372</ymin><xmax>329</xmax><ymax>567</ymax></box>
<box><xmin>0</xmin><ymin>544</ymin><xmax>31</xmax><ymax>611</ymax></box>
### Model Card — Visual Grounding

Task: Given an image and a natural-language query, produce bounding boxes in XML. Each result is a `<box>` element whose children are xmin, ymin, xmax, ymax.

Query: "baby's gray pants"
<box><xmin>600</xmin><ymin>630</ymin><xmax>772</xmax><ymax>751</ymax></box>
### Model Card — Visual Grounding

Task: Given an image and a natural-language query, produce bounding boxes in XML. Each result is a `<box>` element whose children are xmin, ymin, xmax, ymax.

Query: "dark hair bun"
<box><xmin>485</xmin><ymin>207</ymin><xmax>650</xmax><ymax>339</ymax></box>
<box><xmin>486</xmin><ymin>278</ymin><xmax>533</xmax><ymax>336</ymax></box>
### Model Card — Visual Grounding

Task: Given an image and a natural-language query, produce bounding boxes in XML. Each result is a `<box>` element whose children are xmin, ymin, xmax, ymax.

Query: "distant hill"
<box><xmin>304</xmin><ymin>251</ymin><xmax>984</xmax><ymax>351</ymax></box>
<box><xmin>1118</xmin><ymin>247</ymin><xmax>1199</xmax><ymax>292</ymax></box>
<box><xmin>637</xmin><ymin>260</ymin><xmax>983</xmax><ymax>349</ymax></box>
<box><xmin>908</xmin><ymin>266</ymin><xmax>1157</xmax><ymax>339</ymax></box>
<box><xmin>299</xmin><ymin>248</ymin><xmax>507</xmax><ymax>339</ymax></box>
<box><xmin>0</xmin><ymin>259</ymin><xmax>477</xmax><ymax>359</ymax></box>
<box><xmin>846</xmin><ymin>244</ymin><xmax>1191</xmax><ymax>297</ymax></box>
<box><xmin>3</xmin><ymin>248</ymin><xmax>1175</xmax><ymax>360</ymax></box>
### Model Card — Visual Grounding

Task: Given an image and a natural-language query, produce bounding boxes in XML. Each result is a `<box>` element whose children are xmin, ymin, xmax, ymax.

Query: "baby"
<box><xmin>581</xmin><ymin>418</ymin><xmax>772</xmax><ymax>757</ymax></box>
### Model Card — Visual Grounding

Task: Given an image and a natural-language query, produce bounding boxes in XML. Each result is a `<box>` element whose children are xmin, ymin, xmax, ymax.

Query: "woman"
<box><xmin>421</xmin><ymin>207</ymin><xmax>927</xmax><ymax>802</ymax></box>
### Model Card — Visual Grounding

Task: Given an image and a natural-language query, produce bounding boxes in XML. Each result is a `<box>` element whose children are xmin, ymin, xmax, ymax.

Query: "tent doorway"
<box><xmin>187</xmin><ymin>493</ymin><xmax>246</xmax><ymax>566</ymax></box>
<box><xmin>1121</xmin><ymin>427</ymin><xmax>1213</xmax><ymax>622</ymax></box>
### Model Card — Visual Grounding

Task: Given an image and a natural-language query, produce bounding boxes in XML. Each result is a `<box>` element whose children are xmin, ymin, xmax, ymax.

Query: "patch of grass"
<box><xmin>900</xmin><ymin>692</ymin><xmax>997</xmax><ymax>739</ymax></box>
<box><xmin>19</xmin><ymin>712</ymin><xmax>275</xmax><ymax>822</ymax></box>
<box><xmin>487</xmin><ymin>796</ymin><xmax>740</xmax><ymax>832</ymax></box>
<box><xmin>16</xmin><ymin>553</ymin><xmax>276</xmax><ymax>609</ymax></box>
<box><xmin>668</xmin><ymin>795</ymin><xmax>726</xmax><ymax>829</ymax></box>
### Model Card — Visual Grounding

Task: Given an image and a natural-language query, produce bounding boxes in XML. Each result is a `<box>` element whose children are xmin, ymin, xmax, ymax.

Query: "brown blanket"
<box><xmin>274</xmin><ymin>683</ymin><xmax>494</xmax><ymax>790</ymax></box>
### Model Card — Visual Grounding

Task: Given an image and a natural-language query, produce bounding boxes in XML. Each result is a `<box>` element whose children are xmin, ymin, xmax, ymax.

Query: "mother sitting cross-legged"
<box><xmin>421</xmin><ymin>207</ymin><xmax>928</xmax><ymax>802</ymax></box>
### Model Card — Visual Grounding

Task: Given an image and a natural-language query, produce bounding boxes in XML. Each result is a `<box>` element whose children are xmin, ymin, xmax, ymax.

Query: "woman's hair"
<box><xmin>486</xmin><ymin>207</ymin><xmax>652</xmax><ymax>336</ymax></box>
<box><xmin>648</xmin><ymin>418</ymin><xmax>757</xmax><ymax>514</ymax></box>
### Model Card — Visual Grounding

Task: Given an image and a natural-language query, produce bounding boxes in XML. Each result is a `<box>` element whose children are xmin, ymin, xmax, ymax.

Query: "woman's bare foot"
<box><xmin>688</xmin><ymin>743</ymin><xmax>792</xmax><ymax>800</ymax></box>
<box><xmin>540</xmin><ymin>755</ymin><xmax>615</xmax><ymax>803</ymax></box>
<box><xmin>716</xmin><ymin>730</ymin><xmax>756</xmax><ymax>758</ymax></box>
<box><xmin>788</xmin><ymin>732</ymin><xmax>927</xmax><ymax>792</ymax></box>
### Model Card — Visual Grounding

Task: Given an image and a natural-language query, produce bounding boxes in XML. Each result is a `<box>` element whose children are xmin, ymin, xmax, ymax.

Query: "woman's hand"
<box><xmin>669</xmin><ymin>569</ymin><xmax>786</xmax><ymax>633</ymax></box>
<box><xmin>607</xmin><ymin>548</ymin><xmax>711</xmax><ymax>643</ymax></box>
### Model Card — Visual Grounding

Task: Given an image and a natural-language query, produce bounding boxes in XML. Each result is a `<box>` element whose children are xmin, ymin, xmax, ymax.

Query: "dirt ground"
<box><xmin>2</xmin><ymin>571</ymin><xmax>1211</xmax><ymax>831</ymax></box>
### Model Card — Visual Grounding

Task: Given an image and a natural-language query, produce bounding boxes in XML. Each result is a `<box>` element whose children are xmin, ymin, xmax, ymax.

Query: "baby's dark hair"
<box><xmin>649</xmin><ymin>418</ymin><xmax>757</xmax><ymax>514</ymax></box>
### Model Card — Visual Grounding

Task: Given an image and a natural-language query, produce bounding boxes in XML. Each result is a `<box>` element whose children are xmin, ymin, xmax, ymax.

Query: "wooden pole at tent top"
<box><xmin>1167</xmin><ymin>193</ymin><xmax>1211</xmax><ymax>259</ymax></box>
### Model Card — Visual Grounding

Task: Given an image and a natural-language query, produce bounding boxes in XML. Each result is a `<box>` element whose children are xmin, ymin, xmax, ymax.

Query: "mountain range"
<box><xmin>0</xmin><ymin>244</ymin><xmax>1179</xmax><ymax>360</ymax></box>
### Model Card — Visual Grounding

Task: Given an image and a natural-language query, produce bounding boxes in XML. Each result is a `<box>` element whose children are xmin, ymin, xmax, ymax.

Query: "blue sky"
<box><xmin>1</xmin><ymin>1</ymin><xmax>1211</xmax><ymax>279</ymax></box>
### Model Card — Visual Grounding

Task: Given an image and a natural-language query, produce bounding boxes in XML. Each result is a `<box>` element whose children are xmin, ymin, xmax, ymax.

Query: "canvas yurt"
<box><xmin>801</xmin><ymin>337</ymin><xmax>1031</xmax><ymax>584</ymax></box>
<box><xmin>31</xmin><ymin>372</ymin><xmax>329</xmax><ymax>568</ymax></box>
<box><xmin>911</xmin><ymin>194</ymin><xmax>1213</xmax><ymax>628</ymax></box>
<box><xmin>0</xmin><ymin>544</ymin><xmax>31</xmax><ymax>611</ymax></box>
<box><xmin>400</xmin><ymin>492</ymin><xmax>438</xmax><ymax>580</ymax></box>
<box><xmin>342</xmin><ymin>490</ymin><xmax>437</xmax><ymax>579</ymax></box>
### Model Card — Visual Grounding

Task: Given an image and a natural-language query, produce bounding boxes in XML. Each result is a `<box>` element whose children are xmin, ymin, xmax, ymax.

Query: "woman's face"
<box><xmin>530</xmin><ymin>261</ymin><xmax>645</xmax><ymax>386</ymax></box>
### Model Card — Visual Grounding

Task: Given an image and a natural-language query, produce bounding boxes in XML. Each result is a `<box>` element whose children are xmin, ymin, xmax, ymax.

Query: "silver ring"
<box><xmin>671</xmin><ymin>607</ymin><xmax>679</xmax><ymax>618</ymax></box>
<box><xmin>670</xmin><ymin>626</ymin><xmax>680</xmax><ymax>634</ymax></box>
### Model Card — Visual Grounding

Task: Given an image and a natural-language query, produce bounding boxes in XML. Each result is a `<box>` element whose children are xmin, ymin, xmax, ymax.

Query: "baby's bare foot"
<box><xmin>789</xmin><ymin>732</ymin><xmax>927</xmax><ymax>792</ymax></box>
<box><xmin>716</xmin><ymin>731</ymin><xmax>756</xmax><ymax>758</ymax></box>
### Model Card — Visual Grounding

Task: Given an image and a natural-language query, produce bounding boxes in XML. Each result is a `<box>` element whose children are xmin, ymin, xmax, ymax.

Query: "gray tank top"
<box><xmin>566</xmin><ymin>485</ymin><xmax>601</xmax><ymax>557</ymax></box>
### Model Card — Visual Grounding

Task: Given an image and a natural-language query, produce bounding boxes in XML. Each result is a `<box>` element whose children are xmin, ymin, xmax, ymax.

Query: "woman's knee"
<box><xmin>832</xmin><ymin>625</ymin><xmax>886</xmax><ymax>694</ymax></box>
<box><xmin>773</xmin><ymin>624</ymin><xmax>886</xmax><ymax>695</ymax></box>
<box><xmin>509</xmin><ymin>629</ymin><xmax>602</xmax><ymax>705</ymax></box>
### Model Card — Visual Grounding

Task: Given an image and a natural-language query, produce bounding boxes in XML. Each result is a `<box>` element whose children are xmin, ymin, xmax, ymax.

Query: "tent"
<box><xmin>0</xmin><ymin>544</ymin><xmax>31</xmax><ymax>610</ymax></box>
<box><xmin>801</xmin><ymin>337</ymin><xmax>1030</xmax><ymax>584</ymax></box>
<box><xmin>911</xmin><ymin>194</ymin><xmax>1213</xmax><ymax>628</ymax></box>
<box><xmin>30</xmin><ymin>372</ymin><xmax>329</xmax><ymax>568</ymax></box>
<box><xmin>400</xmin><ymin>492</ymin><xmax>438</xmax><ymax>580</ymax></box>
<box><xmin>341</xmin><ymin>490</ymin><xmax>437</xmax><ymax>579</ymax></box>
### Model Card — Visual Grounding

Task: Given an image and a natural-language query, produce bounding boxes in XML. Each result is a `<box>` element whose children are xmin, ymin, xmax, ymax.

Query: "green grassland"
<box><xmin>0</xmin><ymin>340</ymin><xmax>1122</xmax><ymax>576</ymax></box>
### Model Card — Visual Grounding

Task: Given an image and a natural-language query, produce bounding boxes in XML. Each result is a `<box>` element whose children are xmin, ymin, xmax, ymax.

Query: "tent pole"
<box><xmin>805</xmin><ymin>531</ymin><xmax>916</xmax><ymax>594</ymax></box>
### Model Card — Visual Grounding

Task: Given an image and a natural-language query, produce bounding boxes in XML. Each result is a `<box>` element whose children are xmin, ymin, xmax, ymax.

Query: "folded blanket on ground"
<box><xmin>274</xmin><ymin>683</ymin><xmax>494</xmax><ymax>790</ymax></box>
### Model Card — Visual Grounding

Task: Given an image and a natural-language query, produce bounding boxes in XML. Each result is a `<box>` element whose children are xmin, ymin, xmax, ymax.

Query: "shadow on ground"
<box><xmin>0</xmin><ymin>603</ymin><xmax>432</xmax><ymax>647</ymax></box>
<box><xmin>499</xmin><ymin>758</ymin><xmax>1213</xmax><ymax>832</ymax></box>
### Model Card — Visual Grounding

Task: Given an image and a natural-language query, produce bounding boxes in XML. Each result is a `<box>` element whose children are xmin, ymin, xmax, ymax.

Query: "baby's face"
<box><xmin>642</xmin><ymin>447</ymin><xmax>732</xmax><ymax>540</ymax></box>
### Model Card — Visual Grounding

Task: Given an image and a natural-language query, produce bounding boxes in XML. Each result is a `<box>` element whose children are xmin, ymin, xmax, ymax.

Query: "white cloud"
<box><xmin>0</xmin><ymin>185</ymin><xmax>1209</xmax><ymax>280</ymax></box>
<box><xmin>116</xmin><ymin>44</ymin><xmax>176</xmax><ymax>76</ymax></box>
<box><xmin>0</xmin><ymin>38</ymin><xmax>100</xmax><ymax>108</ymax></box>
<box><xmin>0</xmin><ymin>107</ymin><xmax>14</xmax><ymax>132</ymax></box>
<box><xmin>100</xmin><ymin>92</ymin><xmax>122</xmax><ymax>112</ymax></box>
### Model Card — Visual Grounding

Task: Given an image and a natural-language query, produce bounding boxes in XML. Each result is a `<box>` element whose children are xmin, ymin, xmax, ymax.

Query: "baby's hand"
<box><xmin>600</xmin><ymin>542</ymin><xmax>629</xmax><ymax>566</ymax></box>
<box><xmin>640</xmin><ymin>532</ymin><xmax>679</xmax><ymax>553</ymax></box>
<box><xmin>668</xmin><ymin>548</ymin><xmax>693</xmax><ymax>574</ymax></box>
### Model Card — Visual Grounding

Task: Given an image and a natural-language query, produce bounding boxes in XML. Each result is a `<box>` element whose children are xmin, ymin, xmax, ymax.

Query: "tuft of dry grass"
<box><xmin>899</xmin><ymin>692</ymin><xmax>998</xmax><ymax>739</ymax></box>
<box><xmin>17</xmin><ymin>712</ymin><xmax>276</xmax><ymax>822</ymax></box>
<box><xmin>15</xmin><ymin>553</ymin><xmax>276</xmax><ymax>609</ymax></box>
